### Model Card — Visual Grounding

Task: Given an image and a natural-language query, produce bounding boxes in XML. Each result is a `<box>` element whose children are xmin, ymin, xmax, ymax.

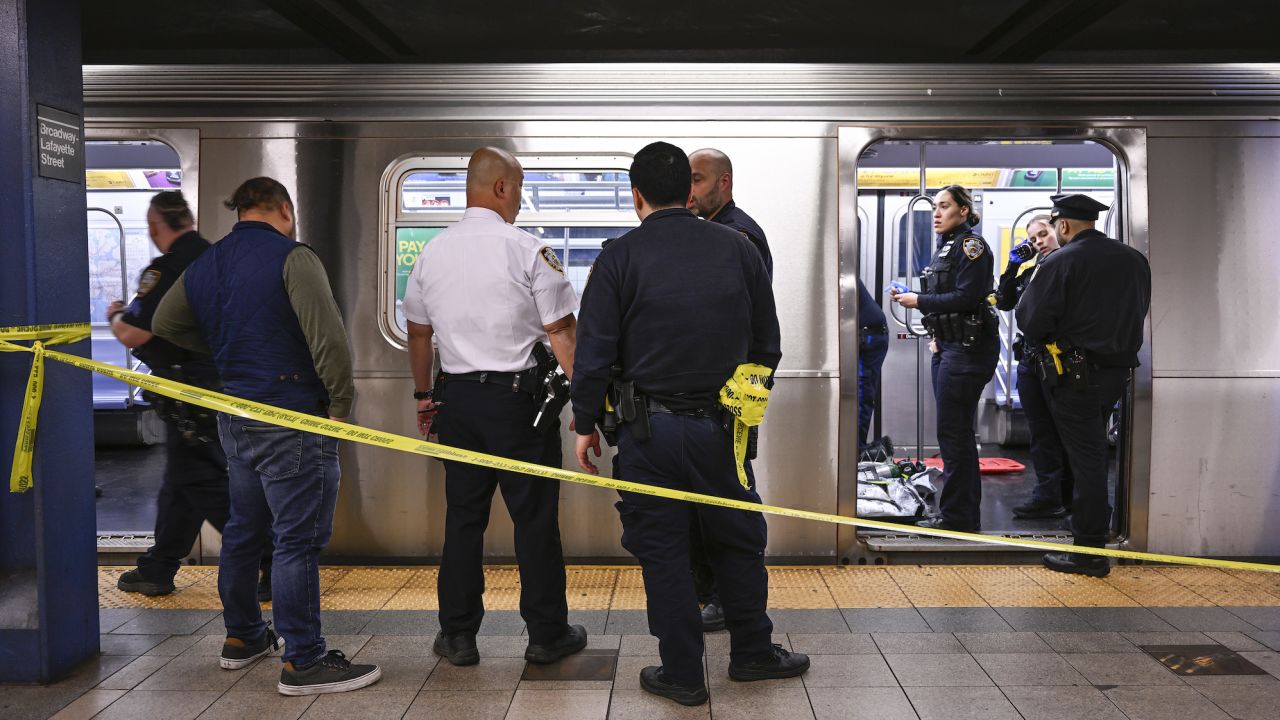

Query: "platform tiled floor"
<box><xmin>2</xmin><ymin>565</ymin><xmax>1280</xmax><ymax>719</ymax></box>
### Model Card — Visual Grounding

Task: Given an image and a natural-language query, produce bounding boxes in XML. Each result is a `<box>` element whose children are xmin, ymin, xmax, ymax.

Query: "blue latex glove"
<box><xmin>1009</xmin><ymin>241</ymin><xmax>1035</xmax><ymax>265</ymax></box>
<box><xmin>885</xmin><ymin>281</ymin><xmax>910</xmax><ymax>295</ymax></box>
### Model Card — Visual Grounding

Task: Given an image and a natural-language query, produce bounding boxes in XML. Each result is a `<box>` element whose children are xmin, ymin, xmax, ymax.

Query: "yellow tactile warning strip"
<box><xmin>97</xmin><ymin>564</ymin><xmax>1280</xmax><ymax>611</ymax></box>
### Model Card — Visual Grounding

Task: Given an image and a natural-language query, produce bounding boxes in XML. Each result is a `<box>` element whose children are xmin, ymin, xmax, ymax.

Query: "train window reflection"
<box><xmin>384</xmin><ymin>156</ymin><xmax>637</xmax><ymax>343</ymax></box>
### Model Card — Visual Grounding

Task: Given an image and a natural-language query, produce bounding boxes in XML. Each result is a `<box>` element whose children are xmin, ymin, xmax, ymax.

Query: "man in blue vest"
<box><xmin>153</xmin><ymin>177</ymin><xmax>381</xmax><ymax>696</ymax></box>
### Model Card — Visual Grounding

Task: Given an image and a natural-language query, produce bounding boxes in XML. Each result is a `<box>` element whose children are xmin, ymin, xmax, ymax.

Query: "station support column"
<box><xmin>0</xmin><ymin>0</ymin><xmax>99</xmax><ymax>683</ymax></box>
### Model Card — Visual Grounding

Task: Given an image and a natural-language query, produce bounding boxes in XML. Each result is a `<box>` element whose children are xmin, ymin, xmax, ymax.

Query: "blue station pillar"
<box><xmin>0</xmin><ymin>0</ymin><xmax>99</xmax><ymax>682</ymax></box>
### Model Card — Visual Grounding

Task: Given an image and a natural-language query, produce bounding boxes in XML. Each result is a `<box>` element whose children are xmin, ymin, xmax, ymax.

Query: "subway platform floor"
<box><xmin>3</xmin><ymin>564</ymin><xmax>1280</xmax><ymax>720</ymax></box>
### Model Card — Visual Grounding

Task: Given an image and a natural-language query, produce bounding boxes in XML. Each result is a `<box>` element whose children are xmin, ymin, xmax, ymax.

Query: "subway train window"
<box><xmin>854</xmin><ymin>139</ymin><xmax>1126</xmax><ymax>543</ymax></box>
<box><xmin>85</xmin><ymin>140</ymin><xmax>182</xmax><ymax>409</ymax></box>
<box><xmin>383</xmin><ymin>156</ymin><xmax>635</xmax><ymax>341</ymax></box>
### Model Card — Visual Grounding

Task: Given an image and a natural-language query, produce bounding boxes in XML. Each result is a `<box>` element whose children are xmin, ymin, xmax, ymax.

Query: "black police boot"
<box><xmin>257</xmin><ymin>568</ymin><xmax>272</xmax><ymax>603</ymax></box>
<box><xmin>220</xmin><ymin>623</ymin><xmax>281</xmax><ymax>670</ymax></box>
<box><xmin>525</xmin><ymin>624</ymin><xmax>588</xmax><ymax>664</ymax></box>
<box><xmin>1013</xmin><ymin>499</ymin><xmax>1070</xmax><ymax>519</ymax></box>
<box><xmin>1043</xmin><ymin>551</ymin><xmax>1110</xmax><ymax>578</ymax></box>
<box><xmin>116</xmin><ymin>569</ymin><xmax>176</xmax><ymax>597</ymax></box>
<box><xmin>916</xmin><ymin>517</ymin><xmax>980</xmax><ymax>533</ymax></box>
<box><xmin>433</xmin><ymin>631</ymin><xmax>479</xmax><ymax>666</ymax></box>
<box><xmin>727</xmin><ymin>644</ymin><xmax>811</xmax><ymax>681</ymax></box>
<box><xmin>701</xmin><ymin>601</ymin><xmax>725</xmax><ymax>633</ymax></box>
<box><xmin>639</xmin><ymin>666</ymin><xmax>708</xmax><ymax>706</ymax></box>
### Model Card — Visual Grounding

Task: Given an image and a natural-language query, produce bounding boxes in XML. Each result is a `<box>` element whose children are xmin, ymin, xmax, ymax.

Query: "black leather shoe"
<box><xmin>701</xmin><ymin>601</ymin><xmax>725</xmax><ymax>633</ymax></box>
<box><xmin>1013</xmin><ymin>500</ymin><xmax>1070</xmax><ymax>519</ymax></box>
<box><xmin>728</xmin><ymin>644</ymin><xmax>810</xmax><ymax>681</ymax></box>
<box><xmin>433</xmin><ymin>631</ymin><xmax>479</xmax><ymax>666</ymax></box>
<box><xmin>525</xmin><ymin>624</ymin><xmax>587</xmax><ymax>664</ymax></box>
<box><xmin>116</xmin><ymin>569</ymin><xmax>175</xmax><ymax>597</ymax></box>
<box><xmin>916</xmin><ymin>517</ymin><xmax>980</xmax><ymax>533</ymax></box>
<box><xmin>639</xmin><ymin>666</ymin><xmax>708</xmax><ymax>706</ymax></box>
<box><xmin>1043</xmin><ymin>551</ymin><xmax>1110</xmax><ymax>578</ymax></box>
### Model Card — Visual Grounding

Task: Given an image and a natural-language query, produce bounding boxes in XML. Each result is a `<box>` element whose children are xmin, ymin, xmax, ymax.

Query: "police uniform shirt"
<box><xmin>915</xmin><ymin>227</ymin><xmax>994</xmax><ymax>315</ymax></box>
<box><xmin>120</xmin><ymin>230</ymin><xmax>215</xmax><ymax>374</ymax></box>
<box><xmin>1014</xmin><ymin>228</ymin><xmax>1151</xmax><ymax>365</ymax></box>
<box><xmin>571</xmin><ymin>207</ymin><xmax>781</xmax><ymax>430</ymax></box>
<box><xmin>857</xmin><ymin>278</ymin><xmax>887</xmax><ymax>329</ymax></box>
<box><xmin>402</xmin><ymin>207</ymin><xmax>579</xmax><ymax>374</ymax></box>
<box><xmin>711</xmin><ymin>200</ymin><xmax>774</xmax><ymax>279</ymax></box>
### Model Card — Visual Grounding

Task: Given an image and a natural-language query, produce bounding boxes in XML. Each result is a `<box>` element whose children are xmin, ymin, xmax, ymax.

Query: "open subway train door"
<box><xmin>836</xmin><ymin>126</ymin><xmax>1152</xmax><ymax>562</ymax></box>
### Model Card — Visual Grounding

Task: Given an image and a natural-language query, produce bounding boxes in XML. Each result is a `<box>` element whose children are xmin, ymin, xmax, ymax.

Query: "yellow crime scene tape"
<box><xmin>3</xmin><ymin>323</ymin><xmax>1279</xmax><ymax>575</ymax></box>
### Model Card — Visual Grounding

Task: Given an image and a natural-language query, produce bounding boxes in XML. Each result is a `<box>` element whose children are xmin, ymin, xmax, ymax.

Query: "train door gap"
<box><xmin>84</xmin><ymin>138</ymin><xmax>184</xmax><ymax>551</ymax></box>
<box><xmin>839</xmin><ymin>131</ymin><xmax>1141</xmax><ymax>557</ymax></box>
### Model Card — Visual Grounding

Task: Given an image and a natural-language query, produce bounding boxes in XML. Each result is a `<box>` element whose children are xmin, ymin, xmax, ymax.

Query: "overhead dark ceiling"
<box><xmin>81</xmin><ymin>0</ymin><xmax>1280</xmax><ymax>65</ymax></box>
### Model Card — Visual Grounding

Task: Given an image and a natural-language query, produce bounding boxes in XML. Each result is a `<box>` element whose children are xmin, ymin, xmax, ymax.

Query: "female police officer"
<box><xmin>891</xmin><ymin>185</ymin><xmax>998</xmax><ymax>532</ymax></box>
<box><xmin>995</xmin><ymin>215</ymin><xmax>1072</xmax><ymax>520</ymax></box>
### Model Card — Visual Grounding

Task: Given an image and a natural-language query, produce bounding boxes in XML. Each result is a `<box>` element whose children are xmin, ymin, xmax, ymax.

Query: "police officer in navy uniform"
<box><xmin>572</xmin><ymin>142</ymin><xmax>808</xmax><ymax>707</ymax></box>
<box><xmin>891</xmin><ymin>185</ymin><xmax>998</xmax><ymax>532</ymax></box>
<box><xmin>996</xmin><ymin>215</ymin><xmax>1073</xmax><ymax>520</ymax></box>
<box><xmin>1016</xmin><ymin>194</ymin><xmax>1151</xmax><ymax>577</ymax></box>
<box><xmin>686</xmin><ymin>148</ymin><xmax>773</xmax><ymax>631</ymax></box>
<box><xmin>403</xmin><ymin>147</ymin><xmax>587</xmax><ymax>667</ymax></box>
<box><xmin>857</xmin><ymin>278</ymin><xmax>890</xmax><ymax>452</ymax></box>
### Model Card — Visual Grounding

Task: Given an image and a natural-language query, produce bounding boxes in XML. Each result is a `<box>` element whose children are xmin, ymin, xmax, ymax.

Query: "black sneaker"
<box><xmin>116</xmin><ymin>569</ymin><xmax>175</xmax><ymax>597</ymax></box>
<box><xmin>278</xmin><ymin>650</ymin><xmax>381</xmax><ymax>696</ymax></box>
<box><xmin>639</xmin><ymin>666</ymin><xmax>708</xmax><ymax>706</ymax></box>
<box><xmin>1013</xmin><ymin>500</ymin><xmax>1070</xmax><ymax>519</ymax></box>
<box><xmin>220</xmin><ymin>624</ymin><xmax>282</xmax><ymax>670</ymax></box>
<box><xmin>257</xmin><ymin>569</ymin><xmax>272</xmax><ymax>603</ymax></box>
<box><xmin>1043</xmin><ymin>551</ymin><xmax>1110</xmax><ymax>578</ymax></box>
<box><xmin>701</xmin><ymin>601</ymin><xmax>725</xmax><ymax>633</ymax></box>
<box><xmin>525</xmin><ymin>624</ymin><xmax>588</xmax><ymax>664</ymax></box>
<box><xmin>916</xmin><ymin>517</ymin><xmax>980</xmax><ymax>533</ymax></box>
<box><xmin>433</xmin><ymin>631</ymin><xmax>479</xmax><ymax>666</ymax></box>
<box><xmin>728</xmin><ymin>644</ymin><xmax>811</xmax><ymax>681</ymax></box>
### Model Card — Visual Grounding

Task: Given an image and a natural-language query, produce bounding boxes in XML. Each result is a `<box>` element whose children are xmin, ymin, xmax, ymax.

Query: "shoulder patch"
<box><xmin>136</xmin><ymin>268</ymin><xmax>163</xmax><ymax>297</ymax></box>
<box><xmin>962</xmin><ymin>238</ymin><xmax>985</xmax><ymax>260</ymax></box>
<box><xmin>539</xmin><ymin>246</ymin><xmax>565</xmax><ymax>275</ymax></box>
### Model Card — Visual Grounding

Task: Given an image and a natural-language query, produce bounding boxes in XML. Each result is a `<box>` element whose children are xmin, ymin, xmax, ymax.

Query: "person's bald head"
<box><xmin>466</xmin><ymin>147</ymin><xmax>524</xmax><ymax>223</ymax></box>
<box><xmin>688</xmin><ymin>148</ymin><xmax>734</xmax><ymax>218</ymax></box>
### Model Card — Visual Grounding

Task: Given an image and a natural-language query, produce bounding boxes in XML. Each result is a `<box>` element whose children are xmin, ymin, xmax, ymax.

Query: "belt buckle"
<box><xmin>478</xmin><ymin>372</ymin><xmax>488</xmax><ymax>383</ymax></box>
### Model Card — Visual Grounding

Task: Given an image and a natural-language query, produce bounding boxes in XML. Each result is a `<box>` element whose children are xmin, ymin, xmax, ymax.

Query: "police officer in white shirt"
<box><xmin>404</xmin><ymin>147</ymin><xmax>586</xmax><ymax>668</ymax></box>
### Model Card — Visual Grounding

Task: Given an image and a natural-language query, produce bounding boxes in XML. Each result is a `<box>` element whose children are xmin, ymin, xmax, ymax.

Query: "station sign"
<box><xmin>35</xmin><ymin>104</ymin><xmax>83</xmax><ymax>183</ymax></box>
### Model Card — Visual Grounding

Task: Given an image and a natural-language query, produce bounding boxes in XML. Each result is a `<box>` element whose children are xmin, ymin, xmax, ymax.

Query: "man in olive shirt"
<box><xmin>154</xmin><ymin>177</ymin><xmax>380</xmax><ymax>696</ymax></box>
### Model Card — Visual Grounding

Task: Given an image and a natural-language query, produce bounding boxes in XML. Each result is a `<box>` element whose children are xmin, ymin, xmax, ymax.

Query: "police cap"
<box><xmin>1049</xmin><ymin>193</ymin><xmax>1110</xmax><ymax>222</ymax></box>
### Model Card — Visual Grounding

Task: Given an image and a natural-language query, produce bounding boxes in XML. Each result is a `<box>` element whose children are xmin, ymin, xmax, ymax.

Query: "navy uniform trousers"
<box><xmin>931</xmin><ymin>343</ymin><xmax>999</xmax><ymax>530</ymax></box>
<box><xmin>1015</xmin><ymin>359</ymin><xmax>1074</xmax><ymax>508</ymax></box>
<box><xmin>616</xmin><ymin>411</ymin><xmax>773</xmax><ymax>688</ymax></box>
<box><xmin>436</xmin><ymin>380</ymin><xmax>570</xmax><ymax>645</ymax></box>
<box><xmin>1044</xmin><ymin>367</ymin><xmax>1130</xmax><ymax>548</ymax></box>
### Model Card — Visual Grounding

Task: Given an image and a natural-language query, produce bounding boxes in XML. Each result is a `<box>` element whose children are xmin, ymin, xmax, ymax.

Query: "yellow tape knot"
<box><xmin>718</xmin><ymin>363</ymin><xmax>773</xmax><ymax>490</ymax></box>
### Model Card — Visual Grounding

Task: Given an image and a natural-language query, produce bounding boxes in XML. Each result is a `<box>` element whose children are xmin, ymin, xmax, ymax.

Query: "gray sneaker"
<box><xmin>278</xmin><ymin>650</ymin><xmax>381</xmax><ymax>696</ymax></box>
<box><xmin>220</xmin><ymin>624</ymin><xmax>282</xmax><ymax>670</ymax></box>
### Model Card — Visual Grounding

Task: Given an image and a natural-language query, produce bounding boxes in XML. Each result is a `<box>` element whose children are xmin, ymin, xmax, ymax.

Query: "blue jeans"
<box><xmin>217</xmin><ymin>414</ymin><xmax>340</xmax><ymax>667</ymax></box>
<box><xmin>858</xmin><ymin>329</ymin><xmax>890</xmax><ymax>447</ymax></box>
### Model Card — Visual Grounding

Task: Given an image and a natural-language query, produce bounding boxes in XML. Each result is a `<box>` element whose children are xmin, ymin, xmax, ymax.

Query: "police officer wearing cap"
<box><xmin>403</xmin><ymin>147</ymin><xmax>587</xmax><ymax>667</ymax></box>
<box><xmin>572</xmin><ymin>142</ymin><xmax>807</xmax><ymax>706</ymax></box>
<box><xmin>892</xmin><ymin>185</ymin><xmax>999</xmax><ymax>532</ymax></box>
<box><xmin>686</xmin><ymin>148</ymin><xmax>773</xmax><ymax>632</ymax></box>
<box><xmin>1016</xmin><ymin>194</ymin><xmax>1150</xmax><ymax>577</ymax></box>
<box><xmin>107</xmin><ymin>190</ymin><xmax>272</xmax><ymax>600</ymax></box>
<box><xmin>996</xmin><ymin>215</ymin><xmax>1074</xmax><ymax>520</ymax></box>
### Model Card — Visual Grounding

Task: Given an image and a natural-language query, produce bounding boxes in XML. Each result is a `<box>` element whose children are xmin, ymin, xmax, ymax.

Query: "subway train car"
<box><xmin>81</xmin><ymin>64</ymin><xmax>1280</xmax><ymax>565</ymax></box>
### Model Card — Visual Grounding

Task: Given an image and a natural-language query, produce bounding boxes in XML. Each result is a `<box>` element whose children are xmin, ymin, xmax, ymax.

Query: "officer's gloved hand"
<box><xmin>1009</xmin><ymin>241</ymin><xmax>1035</xmax><ymax>265</ymax></box>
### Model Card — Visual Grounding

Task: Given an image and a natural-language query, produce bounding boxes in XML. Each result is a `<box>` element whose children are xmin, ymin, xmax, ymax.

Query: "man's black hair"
<box><xmin>629</xmin><ymin>142</ymin><xmax>691</xmax><ymax>208</ymax></box>
<box><xmin>224</xmin><ymin>176</ymin><xmax>293</xmax><ymax>215</ymax></box>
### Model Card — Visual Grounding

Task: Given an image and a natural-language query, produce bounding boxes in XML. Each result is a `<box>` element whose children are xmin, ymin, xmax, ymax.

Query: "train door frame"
<box><xmin>83</xmin><ymin>127</ymin><xmax>204</xmax><ymax>557</ymax></box>
<box><xmin>835</xmin><ymin>124</ymin><xmax>1152</xmax><ymax>563</ymax></box>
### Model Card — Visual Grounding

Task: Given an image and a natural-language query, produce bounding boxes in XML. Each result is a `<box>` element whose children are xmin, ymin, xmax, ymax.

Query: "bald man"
<box><xmin>687</xmin><ymin>148</ymin><xmax>774</xmax><ymax>632</ymax></box>
<box><xmin>688</xmin><ymin>148</ymin><xmax>773</xmax><ymax>277</ymax></box>
<box><xmin>404</xmin><ymin>147</ymin><xmax>587</xmax><ymax>666</ymax></box>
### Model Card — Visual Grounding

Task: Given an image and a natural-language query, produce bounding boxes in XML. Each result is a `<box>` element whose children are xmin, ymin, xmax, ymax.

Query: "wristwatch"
<box><xmin>413</xmin><ymin>389</ymin><xmax>433</xmax><ymax>401</ymax></box>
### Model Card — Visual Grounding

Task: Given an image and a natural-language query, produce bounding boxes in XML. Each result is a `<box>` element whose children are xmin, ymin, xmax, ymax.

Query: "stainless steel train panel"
<box><xmin>1146</xmin><ymin>377</ymin><xmax>1280</xmax><ymax>557</ymax></box>
<box><xmin>1147</xmin><ymin>136</ymin><xmax>1280</xmax><ymax>377</ymax></box>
